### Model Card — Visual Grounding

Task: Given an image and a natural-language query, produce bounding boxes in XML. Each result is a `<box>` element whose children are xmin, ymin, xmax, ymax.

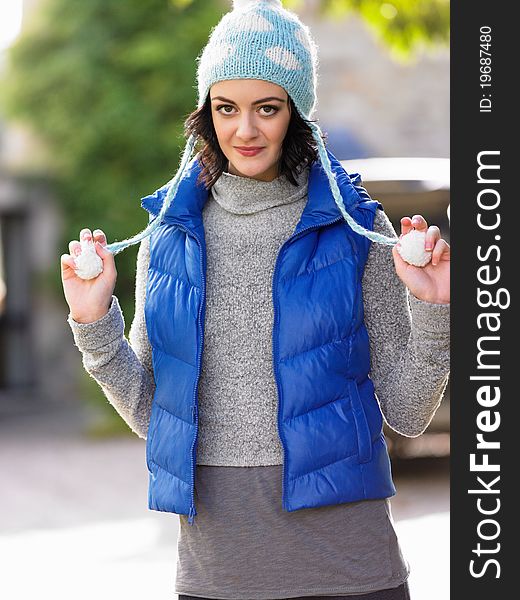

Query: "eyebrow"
<box><xmin>210</xmin><ymin>95</ymin><xmax>287</xmax><ymax>105</ymax></box>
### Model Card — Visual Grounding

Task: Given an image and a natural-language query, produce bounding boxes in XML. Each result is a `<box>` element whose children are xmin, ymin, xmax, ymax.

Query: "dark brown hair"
<box><xmin>183</xmin><ymin>91</ymin><xmax>326</xmax><ymax>189</ymax></box>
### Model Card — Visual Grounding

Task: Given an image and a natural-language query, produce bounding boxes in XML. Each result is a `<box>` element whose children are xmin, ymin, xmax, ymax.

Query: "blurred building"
<box><xmin>0</xmin><ymin>157</ymin><xmax>64</xmax><ymax>411</ymax></box>
<box><xmin>304</xmin><ymin>9</ymin><xmax>449</xmax><ymax>159</ymax></box>
<box><xmin>0</xmin><ymin>0</ymin><xmax>67</xmax><ymax>412</ymax></box>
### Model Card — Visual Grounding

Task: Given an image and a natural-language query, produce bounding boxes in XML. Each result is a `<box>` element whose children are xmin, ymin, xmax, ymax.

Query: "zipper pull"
<box><xmin>188</xmin><ymin>505</ymin><xmax>196</xmax><ymax>526</ymax></box>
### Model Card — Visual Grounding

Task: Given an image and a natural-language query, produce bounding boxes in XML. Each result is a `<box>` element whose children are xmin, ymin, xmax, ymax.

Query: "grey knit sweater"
<box><xmin>67</xmin><ymin>166</ymin><xmax>450</xmax><ymax>467</ymax></box>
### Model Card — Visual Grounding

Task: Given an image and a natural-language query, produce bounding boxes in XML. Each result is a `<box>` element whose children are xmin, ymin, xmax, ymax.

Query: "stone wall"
<box><xmin>307</xmin><ymin>13</ymin><xmax>449</xmax><ymax>158</ymax></box>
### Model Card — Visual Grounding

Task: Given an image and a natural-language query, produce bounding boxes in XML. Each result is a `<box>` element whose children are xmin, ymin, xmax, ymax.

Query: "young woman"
<box><xmin>61</xmin><ymin>2</ymin><xmax>450</xmax><ymax>599</ymax></box>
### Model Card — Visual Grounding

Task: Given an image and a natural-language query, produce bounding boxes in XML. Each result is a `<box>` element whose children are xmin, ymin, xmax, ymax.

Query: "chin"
<box><xmin>241</xmin><ymin>166</ymin><xmax>266</xmax><ymax>179</ymax></box>
<box><xmin>230</xmin><ymin>158</ymin><xmax>277</xmax><ymax>181</ymax></box>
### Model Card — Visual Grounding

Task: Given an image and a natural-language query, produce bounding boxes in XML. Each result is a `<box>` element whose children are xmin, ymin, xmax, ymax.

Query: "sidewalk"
<box><xmin>0</xmin><ymin>401</ymin><xmax>449</xmax><ymax>599</ymax></box>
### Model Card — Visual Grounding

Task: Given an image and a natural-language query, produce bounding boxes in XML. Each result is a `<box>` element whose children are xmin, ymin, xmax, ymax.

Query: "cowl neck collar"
<box><xmin>210</xmin><ymin>165</ymin><xmax>309</xmax><ymax>215</ymax></box>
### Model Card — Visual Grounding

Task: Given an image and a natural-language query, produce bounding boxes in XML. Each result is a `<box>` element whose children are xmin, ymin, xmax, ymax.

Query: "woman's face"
<box><xmin>210</xmin><ymin>79</ymin><xmax>292</xmax><ymax>182</ymax></box>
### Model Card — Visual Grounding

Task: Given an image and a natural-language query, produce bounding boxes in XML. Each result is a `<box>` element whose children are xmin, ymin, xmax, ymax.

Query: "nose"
<box><xmin>235</xmin><ymin>112</ymin><xmax>258</xmax><ymax>141</ymax></box>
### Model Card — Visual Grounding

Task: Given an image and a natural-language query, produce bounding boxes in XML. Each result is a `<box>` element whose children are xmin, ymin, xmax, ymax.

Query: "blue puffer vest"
<box><xmin>140</xmin><ymin>148</ymin><xmax>396</xmax><ymax>525</ymax></box>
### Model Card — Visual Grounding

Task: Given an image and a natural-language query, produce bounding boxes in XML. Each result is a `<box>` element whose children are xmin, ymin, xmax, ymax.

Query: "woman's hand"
<box><xmin>60</xmin><ymin>228</ymin><xmax>117</xmax><ymax>323</ymax></box>
<box><xmin>392</xmin><ymin>215</ymin><xmax>450</xmax><ymax>305</ymax></box>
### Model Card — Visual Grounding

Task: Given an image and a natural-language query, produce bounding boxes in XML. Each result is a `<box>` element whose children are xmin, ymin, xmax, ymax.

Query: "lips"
<box><xmin>235</xmin><ymin>146</ymin><xmax>264</xmax><ymax>157</ymax></box>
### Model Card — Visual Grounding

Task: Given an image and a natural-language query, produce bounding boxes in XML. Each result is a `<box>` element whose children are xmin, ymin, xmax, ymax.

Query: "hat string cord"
<box><xmin>308</xmin><ymin>121</ymin><xmax>398</xmax><ymax>247</ymax></box>
<box><xmin>106</xmin><ymin>133</ymin><xmax>198</xmax><ymax>255</ymax></box>
<box><xmin>106</xmin><ymin>122</ymin><xmax>399</xmax><ymax>255</ymax></box>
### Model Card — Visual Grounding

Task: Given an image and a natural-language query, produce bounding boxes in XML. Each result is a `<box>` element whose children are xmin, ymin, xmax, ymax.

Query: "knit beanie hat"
<box><xmin>106</xmin><ymin>0</ymin><xmax>397</xmax><ymax>255</ymax></box>
<box><xmin>197</xmin><ymin>0</ymin><xmax>318</xmax><ymax>120</ymax></box>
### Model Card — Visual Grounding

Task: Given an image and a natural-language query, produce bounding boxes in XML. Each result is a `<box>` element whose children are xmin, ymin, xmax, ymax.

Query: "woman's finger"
<box><xmin>93</xmin><ymin>229</ymin><xmax>107</xmax><ymax>245</ymax></box>
<box><xmin>400</xmin><ymin>216</ymin><xmax>413</xmax><ymax>237</ymax></box>
<box><xmin>425</xmin><ymin>225</ymin><xmax>441</xmax><ymax>251</ymax></box>
<box><xmin>411</xmin><ymin>214</ymin><xmax>428</xmax><ymax>231</ymax></box>
<box><xmin>431</xmin><ymin>238</ymin><xmax>450</xmax><ymax>266</ymax></box>
<box><xmin>60</xmin><ymin>253</ymin><xmax>77</xmax><ymax>272</ymax></box>
<box><xmin>94</xmin><ymin>240</ymin><xmax>117</xmax><ymax>278</ymax></box>
<box><xmin>68</xmin><ymin>240</ymin><xmax>81</xmax><ymax>256</ymax></box>
<box><xmin>79</xmin><ymin>228</ymin><xmax>93</xmax><ymax>241</ymax></box>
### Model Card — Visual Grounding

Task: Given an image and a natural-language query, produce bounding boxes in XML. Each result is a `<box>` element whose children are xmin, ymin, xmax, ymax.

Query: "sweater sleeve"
<box><xmin>362</xmin><ymin>208</ymin><xmax>450</xmax><ymax>437</ymax></box>
<box><xmin>67</xmin><ymin>237</ymin><xmax>155</xmax><ymax>439</ymax></box>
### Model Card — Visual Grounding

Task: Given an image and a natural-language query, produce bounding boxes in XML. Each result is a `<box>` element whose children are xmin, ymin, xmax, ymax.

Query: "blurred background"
<box><xmin>0</xmin><ymin>1</ymin><xmax>450</xmax><ymax>598</ymax></box>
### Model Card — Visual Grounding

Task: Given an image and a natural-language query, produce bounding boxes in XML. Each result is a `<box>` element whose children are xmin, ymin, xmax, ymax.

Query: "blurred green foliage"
<box><xmin>0</xmin><ymin>0</ymin><xmax>225</xmax><ymax>320</ymax></box>
<box><xmin>287</xmin><ymin>0</ymin><xmax>450</xmax><ymax>59</ymax></box>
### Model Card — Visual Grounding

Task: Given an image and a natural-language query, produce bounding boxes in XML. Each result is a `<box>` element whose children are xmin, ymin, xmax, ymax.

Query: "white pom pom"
<box><xmin>233</xmin><ymin>0</ymin><xmax>282</xmax><ymax>10</ymax></box>
<box><xmin>74</xmin><ymin>239</ymin><xmax>104</xmax><ymax>280</ymax></box>
<box><xmin>397</xmin><ymin>229</ymin><xmax>432</xmax><ymax>267</ymax></box>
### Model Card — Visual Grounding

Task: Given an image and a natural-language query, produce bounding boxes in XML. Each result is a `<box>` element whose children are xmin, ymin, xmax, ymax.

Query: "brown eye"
<box><xmin>260</xmin><ymin>105</ymin><xmax>279</xmax><ymax>115</ymax></box>
<box><xmin>216</xmin><ymin>105</ymin><xmax>235</xmax><ymax>114</ymax></box>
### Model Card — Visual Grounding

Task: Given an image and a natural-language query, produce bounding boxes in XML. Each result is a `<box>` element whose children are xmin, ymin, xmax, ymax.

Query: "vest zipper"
<box><xmin>188</xmin><ymin>402</ymin><xmax>198</xmax><ymax>526</ymax></box>
<box><xmin>171</xmin><ymin>223</ymin><xmax>205</xmax><ymax>527</ymax></box>
<box><xmin>272</xmin><ymin>216</ymin><xmax>343</xmax><ymax>511</ymax></box>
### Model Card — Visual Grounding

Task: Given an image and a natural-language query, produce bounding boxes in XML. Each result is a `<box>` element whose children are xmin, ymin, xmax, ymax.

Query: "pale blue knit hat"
<box><xmin>107</xmin><ymin>0</ymin><xmax>397</xmax><ymax>255</ymax></box>
<box><xmin>196</xmin><ymin>0</ymin><xmax>318</xmax><ymax>120</ymax></box>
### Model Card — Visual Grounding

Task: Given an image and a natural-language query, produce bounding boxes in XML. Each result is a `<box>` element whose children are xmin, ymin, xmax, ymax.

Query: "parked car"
<box><xmin>340</xmin><ymin>157</ymin><xmax>450</xmax><ymax>459</ymax></box>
